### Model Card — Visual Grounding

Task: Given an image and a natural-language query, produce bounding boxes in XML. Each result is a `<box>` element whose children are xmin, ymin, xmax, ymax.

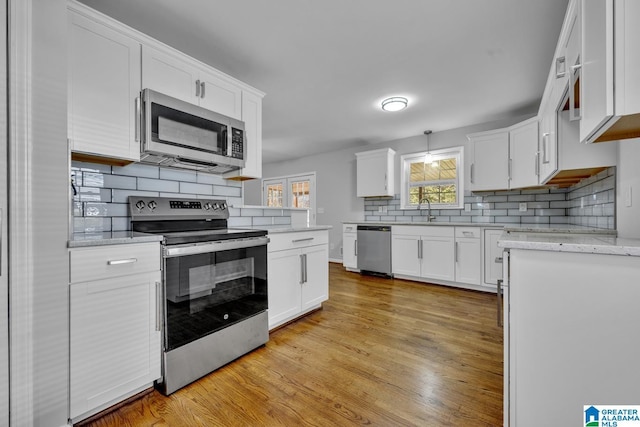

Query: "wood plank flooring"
<box><xmin>80</xmin><ymin>263</ymin><xmax>503</xmax><ymax>426</ymax></box>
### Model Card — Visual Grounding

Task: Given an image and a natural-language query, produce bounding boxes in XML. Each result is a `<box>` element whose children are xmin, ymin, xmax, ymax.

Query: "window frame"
<box><xmin>400</xmin><ymin>147</ymin><xmax>464</xmax><ymax>210</ymax></box>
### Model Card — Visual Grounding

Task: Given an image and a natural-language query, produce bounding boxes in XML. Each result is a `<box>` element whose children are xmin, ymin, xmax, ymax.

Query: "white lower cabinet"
<box><xmin>483</xmin><ymin>228</ymin><xmax>504</xmax><ymax>289</ymax></box>
<box><xmin>267</xmin><ymin>230</ymin><xmax>329</xmax><ymax>330</ymax></box>
<box><xmin>342</xmin><ymin>224</ymin><xmax>358</xmax><ymax>270</ymax></box>
<box><xmin>392</xmin><ymin>226</ymin><xmax>455</xmax><ymax>282</ymax></box>
<box><xmin>69</xmin><ymin>242</ymin><xmax>161</xmax><ymax>422</ymax></box>
<box><xmin>454</xmin><ymin>227</ymin><xmax>481</xmax><ymax>286</ymax></box>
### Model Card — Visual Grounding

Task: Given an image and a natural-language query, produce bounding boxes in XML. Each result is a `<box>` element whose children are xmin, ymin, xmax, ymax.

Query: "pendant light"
<box><xmin>423</xmin><ymin>130</ymin><xmax>438</xmax><ymax>167</ymax></box>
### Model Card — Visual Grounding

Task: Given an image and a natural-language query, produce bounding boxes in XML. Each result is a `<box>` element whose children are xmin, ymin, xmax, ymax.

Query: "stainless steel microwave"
<box><xmin>139</xmin><ymin>88</ymin><xmax>246</xmax><ymax>174</ymax></box>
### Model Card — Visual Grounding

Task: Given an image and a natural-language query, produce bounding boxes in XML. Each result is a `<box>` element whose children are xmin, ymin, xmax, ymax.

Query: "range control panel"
<box><xmin>129</xmin><ymin>196</ymin><xmax>229</xmax><ymax>220</ymax></box>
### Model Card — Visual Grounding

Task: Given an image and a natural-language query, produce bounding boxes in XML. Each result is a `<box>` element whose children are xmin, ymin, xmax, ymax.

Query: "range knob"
<box><xmin>147</xmin><ymin>200</ymin><xmax>158</xmax><ymax>211</ymax></box>
<box><xmin>212</xmin><ymin>203</ymin><xmax>220</xmax><ymax>210</ymax></box>
<box><xmin>203</xmin><ymin>202</ymin><xmax>212</xmax><ymax>210</ymax></box>
<box><xmin>220</xmin><ymin>202</ymin><xmax>227</xmax><ymax>210</ymax></box>
<box><xmin>135</xmin><ymin>200</ymin><xmax>146</xmax><ymax>211</ymax></box>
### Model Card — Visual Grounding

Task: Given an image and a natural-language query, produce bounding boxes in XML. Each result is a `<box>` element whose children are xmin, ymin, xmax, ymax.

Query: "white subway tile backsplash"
<box><xmin>240</xmin><ymin>208</ymin><xmax>264</xmax><ymax>217</ymax></box>
<box><xmin>77</xmin><ymin>188</ymin><xmax>111</xmax><ymax>202</ymax></box>
<box><xmin>213</xmin><ymin>185</ymin><xmax>242</xmax><ymax>198</ymax></box>
<box><xmin>273</xmin><ymin>216</ymin><xmax>292</xmax><ymax>225</ymax></box>
<box><xmin>103</xmin><ymin>174</ymin><xmax>137</xmax><ymax>190</ymax></box>
<box><xmin>137</xmin><ymin>177</ymin><xmax>180</xmax><ymax>193</ymax></box>
<box><xmin>112</xmin><ymin>189</ymin><xmax>158</xmax><ymax>203</ymax></box>
<box><xmin>179</xmin><ymin>182</ymin><xmax>213</xmax><ymax>195</ymax></box>
<box><xmin>252</xmin><ymin>217</ymin><xmax>274</xmax><ymax>226</ymax></box>
<box><xmin>72</xmin><ymin>161</ymin><xmax>305</xmax><ymax>238</ymax></box>
<box><xmin>112</xmin><ymin>163</ymin><xmax>159</xmax><ymax>178</ymax></box>
<box><xmin>72</xmin><ymin>161</ymin><xmax>112</xmax><ymax>174</ymax></box>
<box><xmin>160</xmin><ymin>168</ymin><xmax>198</xmax><ymax>183</ymax></box>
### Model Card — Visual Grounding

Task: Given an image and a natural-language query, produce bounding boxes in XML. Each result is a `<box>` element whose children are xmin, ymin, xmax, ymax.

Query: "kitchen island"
<box><xmin>498</xmin><ymin>230</ymin><xmax>640</xmax><ymax>427</ymax></box>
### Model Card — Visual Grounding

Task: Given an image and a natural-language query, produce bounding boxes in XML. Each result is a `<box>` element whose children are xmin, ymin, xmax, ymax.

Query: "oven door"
<box><xmin>163</xmin><ymin>237</ymin><xmax>268</xmax><ymax>351</ymax></box>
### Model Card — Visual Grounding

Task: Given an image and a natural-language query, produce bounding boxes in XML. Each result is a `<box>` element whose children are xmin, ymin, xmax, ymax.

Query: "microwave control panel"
<box><xmin>231</xmin><ymin>128</ymin><xmax>244</xmax><ymax>159</ymax></box>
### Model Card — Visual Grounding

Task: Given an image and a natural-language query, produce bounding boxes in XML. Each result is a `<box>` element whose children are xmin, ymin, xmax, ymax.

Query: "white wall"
<box><xmin>616</xmin><ymin>138</ymin><xmax>640</xmax><ymax>238</ymax></box>
<box><xmin>245</xmin><ymin>114</ymin><xmax>534</xmax><ymax>260</ymax></box>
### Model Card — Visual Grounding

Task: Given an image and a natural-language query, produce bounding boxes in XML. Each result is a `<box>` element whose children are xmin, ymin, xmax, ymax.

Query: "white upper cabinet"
<box><xmin>579</xmin><ymin>0</ymin><xmax>640</xmax><ymax>143</ymax></box>
<box><xmin>68</xmin><ymin>8</ymin><xmax>141</xmax><ymax>162</ymax></box>
<box><xmin>468</xmin><ymin>129</ymin><xmax>509</xmax><ymax>192</ymax></box>
<box><xmin>224</xmin><ymin>90</ymin><xmax>263</xmax><ymax>180</ymax></box>
<box><xmin>468</xmin><ymin>118</ymin><xmax>539</xmax><ymax>191</ymax></box>
<box><xmin>356</xmin><ymin>148</ymin><xmax>395</xmax><ymax>197</ymax></box>
<box><xmin>142</xmin><ymin>46</ymin><xmax>242</xmax><ymax>120</ymax></box>
<box><xmin>508</xmin><ymin>118</ymin><xmax>539</xmax><ymax>189</ymax></box>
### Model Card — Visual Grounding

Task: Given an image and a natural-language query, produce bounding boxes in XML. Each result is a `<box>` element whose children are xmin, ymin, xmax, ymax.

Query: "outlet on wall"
<box><xmin>519</xmin><ymin>202</ymin><xmax>527</xmax><ymax>212</ymax></box>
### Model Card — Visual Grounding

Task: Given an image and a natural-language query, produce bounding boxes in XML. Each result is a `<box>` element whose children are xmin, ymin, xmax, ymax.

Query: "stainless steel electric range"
<box><xmin>129</xmin><ymin>196</ymin><xmax>269</xmax><ymax>395</ymax></box>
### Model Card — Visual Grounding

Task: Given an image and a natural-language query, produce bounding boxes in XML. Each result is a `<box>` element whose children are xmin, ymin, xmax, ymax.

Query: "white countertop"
<box><xmin>254</xmin><ymin>225</ymin><xmax>332</xmax><ymax>233</ymax></box>
<box><xmin>69</xmin><ymin>231</ymin><xmax>163</xmax><ymax>248</ymax></box>
<box><xmin>498</xmin><ymin>231</ymin><xmax>640</xmax><ymax>256</ymax></box>
<box><xmin>342</xmin><ymin>221</ymin><xmax>616</xmax><ymax>235</ymax></box>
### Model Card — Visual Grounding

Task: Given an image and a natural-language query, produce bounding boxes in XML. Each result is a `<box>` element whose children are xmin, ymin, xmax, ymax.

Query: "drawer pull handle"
<box><xmin>107</xmin><ymin>258</ymin><xmax>138</xmax><ymax>266</ymax></box>
<box><xmin>462</xmin><ymin>231</ymin><xmax>474</xmax><ymax>237</ymax></box>
<box><xmin>292</xmin><ymin>237</ymin><xmax>314</xmax><ymax>243</ymax></box>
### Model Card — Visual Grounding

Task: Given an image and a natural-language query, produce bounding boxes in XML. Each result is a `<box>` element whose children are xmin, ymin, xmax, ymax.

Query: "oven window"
<box><xmin>164</xmin><ymin>245</ymin><xmax>267</xmax><ymax>351</ymax></box>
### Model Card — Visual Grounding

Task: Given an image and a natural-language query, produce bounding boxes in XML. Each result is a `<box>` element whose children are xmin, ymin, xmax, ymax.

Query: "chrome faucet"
<box><xmin>418</xmin><ymin>197</ymin><xmax>436</xmax><ymax>222</ymax></box>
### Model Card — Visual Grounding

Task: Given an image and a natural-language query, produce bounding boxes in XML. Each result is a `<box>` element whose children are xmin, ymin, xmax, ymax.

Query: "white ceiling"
<box><xmin>78</xmin><ymin>0</ymin><xmax>569</xmax><ymax>164</ymax></box>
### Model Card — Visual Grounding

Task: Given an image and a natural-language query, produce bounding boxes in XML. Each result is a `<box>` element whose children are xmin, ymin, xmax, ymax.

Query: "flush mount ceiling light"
<box><xmin>381</xmin><ymin>97</ymin><xmax>408</xmax><ymax>112</ymax></box>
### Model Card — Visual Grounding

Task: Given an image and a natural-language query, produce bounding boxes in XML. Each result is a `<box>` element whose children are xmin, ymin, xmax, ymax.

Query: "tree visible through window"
<box><xmin>401</xmin><ymin>147</ymin><xmax>463</xmax><ymax>209</ymax></box>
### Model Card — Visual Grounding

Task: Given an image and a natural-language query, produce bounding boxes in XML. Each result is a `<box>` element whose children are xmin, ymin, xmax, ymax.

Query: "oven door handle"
<box><xmin>164</xmin><ymin>236</ymin><xmax>270</xmax><ymax>257</ymax></box>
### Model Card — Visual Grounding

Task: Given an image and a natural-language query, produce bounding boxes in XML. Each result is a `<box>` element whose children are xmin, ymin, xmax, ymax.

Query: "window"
<box><xmin>262</xmin><ymin>172</ymin><xmax>317</xmax><ymax>224</ymax></box>
<box><xmin>400</xmin><ymin>147</ymin><xmax>464</xmax><ymax>210</ymax></box>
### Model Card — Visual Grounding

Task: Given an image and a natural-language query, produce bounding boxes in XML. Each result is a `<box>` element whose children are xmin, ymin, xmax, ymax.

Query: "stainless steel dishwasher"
<box><xmin>357</xmin><ymin>225</ymin><xmax>392</xmax><ymax>276</ymax></box>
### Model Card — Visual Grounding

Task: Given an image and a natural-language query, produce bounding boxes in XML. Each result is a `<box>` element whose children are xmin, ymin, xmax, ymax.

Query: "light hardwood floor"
<box><xmin>80</xmin><ymin>263</ymin><xmax>503</xmax><ymax>426</ymax></box>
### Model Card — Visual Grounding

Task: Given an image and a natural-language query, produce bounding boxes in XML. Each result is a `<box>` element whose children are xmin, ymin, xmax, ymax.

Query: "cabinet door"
<box><xmin>580</xmin><ymin>0</ymin><xmax>615</xmax><ymax>143</ymax></box>
<box><xmin>455</xmin><ymin>238</ymin><xmax>481</xmax><ymax>285</ymax></box>
<box><xmin>509</xmin><ymin>120</ymin><xmax>539</xmax><ymax>189</ymax></box>
<box><xmin>301</xmin><ymin>245</ymin><xmax>329</xmax><ymax>311</ymax></box>
<box><xmin>70</xmin><ymin>271</ymin><xmax>161</xmax><ymax>420</ymax></box>
<box><xmin>356</xmin><ymin>149</ymin><xmax>394</xmax><ymax>197</ymax></box>
<box><xmin>469</xmin><ymin>131</ymin><xmax>509</xmax><ymax>191</ymax></box>
<box><xmin>342</xmin><ymin>232</ymin><xmax>358</xmax><ymax>269</ymax></box>
<box><xmin>68</xmin><ymin>12</ymin><xmax>141</xmax><ymax>161</ymax></box>
<box><xmin>142</xmin><ymin>46</ymin><xmax>199</xmax><ymax>104</ymax></box>
<box><xmin>267</xmin><ymin>248</ymin><xmax>301</xmax><ymax>329</ymax></box>
<box><xmin>483</xmin><ymin>229</ymin><xmax>503</xmax><ymax>287</ymax></box>
<box><xmin>225</xmin><ymin>90</ymin><xmax>262</xmax><ymax>180</ymax></box>
<box><xmin>198</xmin><ymin>69</ymin><xmax>242</xmax><ymax>119</ymax></box>
<box><xmin>538</xmin><ymin>83</ymin><xmax>559</xmax><ymax>184</ymax></box>
<box><xmin>421</xmin><ymin>236</ymin><xmax>455</xmax><ymax>282</ymax></box>
<box><xmin>391</xmin><ymin>235</ymin><xmax>421</xmax><ymax>277</ymax></box>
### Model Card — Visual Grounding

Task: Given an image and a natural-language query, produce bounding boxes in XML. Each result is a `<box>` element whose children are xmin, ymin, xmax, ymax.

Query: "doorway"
<box><xmin>262</xmin><ymin>173</ymin><xmax>316</xmax><ymax>225</ymax></box>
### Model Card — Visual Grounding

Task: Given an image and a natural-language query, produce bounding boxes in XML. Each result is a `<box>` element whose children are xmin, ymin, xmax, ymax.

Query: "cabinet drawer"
<box><xmin>455</xmin><ymin>227</ymin><xmax>480</xmax><ymax>239</ymax></box>
<box><xmin>343</xmin><ymin>224</ymin><xmax>357</xmax><ymax>233</ymax></box>
<box><xmin>268</xmin><ymin>230</ymin><xmax>329</xmax><ymax>253</ymax></box>
<box><xmin>70</xmin><ymin>243</ymin><xmax>160</xmax><ymax>283</ymax></box>
<box><xmin>392</xmin><ymin>225</ymin><xmax>454</xmax><ymax>237</ymax></box>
